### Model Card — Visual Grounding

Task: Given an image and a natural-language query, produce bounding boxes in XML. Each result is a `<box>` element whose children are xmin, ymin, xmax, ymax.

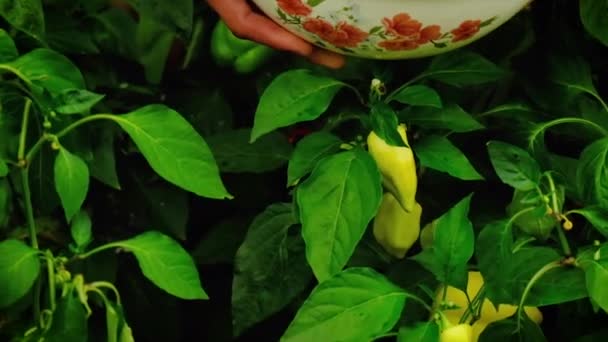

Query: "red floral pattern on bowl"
<box><xmin>251</xmin><ymin>0</ymin><xmax>531</xmax><ymax>59</ymax></box>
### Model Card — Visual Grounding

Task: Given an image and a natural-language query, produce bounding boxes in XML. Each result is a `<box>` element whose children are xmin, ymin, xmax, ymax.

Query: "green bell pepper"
<box><xmin>210</xmin><ymin>20</ymin><xmax>275</xmax><ymax>74</ymax></box>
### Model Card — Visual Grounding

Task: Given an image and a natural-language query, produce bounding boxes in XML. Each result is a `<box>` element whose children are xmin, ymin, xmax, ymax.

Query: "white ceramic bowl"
<box><xmin>252</xmin><ymin>0</ymin><xmax>532</xmax><ymax>59</ymax></box>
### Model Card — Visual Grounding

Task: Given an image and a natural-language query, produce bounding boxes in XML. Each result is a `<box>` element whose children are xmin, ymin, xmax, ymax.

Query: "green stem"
<box><xmin>75</xmin><ymin>241</ymin><xmax>123</xmax><ymax>260</ymax></box>
<box><xmin>529</xmin><ymin>118</ymin><xmax>608</xmax><ymax>150</ymax></box>
<box><xmin>21</xmin><ymin>168</ymin><xmax>37</xmax><ymax>249</ymax></box>
<box><xmin>403</xmin><ymin>293</ymin><xmax>434</xmax><ymax>313</ymax></box>
<box><xmin>384</xmin><ymin>75</ymin><xmax>424</xmax><ymax>103</ymax></box>
<box><xmin>506</xmin><ymin>206</ymin><xmax>536</xmax><ymax>229</ymax></box>
<box><xmin>372</xmin><ymin>332</ymin><xmax>398</xmax><ymax>340</ymax></box>
<box><xmin>54</xmin><ymin>114</ymin><xmax>116</xmax><ymax>139</ymax></box>
<box><xmin>89</xmin><ymin>281</ymin><xmax>122</xmax><ymax>305</ymax></box>
<box><xmin>546</xmin><ymin>173</ymin><xmax>572</xmax><ymax>256</ymax></box>
<box><xmin>45</xmin><ymin>251</ymin><xmax>56</xmax><ymax>310</ymax></box>
<box><xmin>516</xmin><ymin>260</ymin><xmax>561</xmax><ymax>330</ymax></box>
<box><xmin>18</xmin><ymin>99</ymin><xmax>33</xmax><ymax>161</ymax></box>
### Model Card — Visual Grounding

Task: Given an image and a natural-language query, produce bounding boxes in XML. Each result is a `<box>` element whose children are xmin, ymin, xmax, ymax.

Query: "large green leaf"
<box><xmin>411</xmin><ymin>194</ymin><xmax>474</xmax><ymax>291</ymax></box>
<box><xmin>251</xmin><ymin>69</ymin><xmax>345</xmax><ymax>142</ymax></box>
<box><xmin>54</xmin><ymin>147</ymin><xmax>90</xmax><ymax>222</ymax></box>
<box><xmin>414</xmin><ymin>135</ymin><xmax>484</xmax><ymax>181</ymax></box>
<box><xmin>297</xmin><ymin>149</ymin><xmax>382</xmax><ymax>281</ymax></box>
<box><xmin>487</xmin><ymin>141</ymin><xmax>541</xmax><ymax>191</ymax></box>
<box><xmin>582</xmin><ymin>261</ymin><xmax>608</xmax><ymax>313</ymax></box>
<box><xmin>207</xmin><ymin>128</ymin><xmax>293</xmax><ymax>174</ymax></box>
<box><xmin>580</xmin><ymin>0</ymin><xmax>608</xmax><ymax>47</ymax></box>
<box><xmin>232</xmin><ymin>203</ymin><xmax>312</xmax><ymax>337</ymax></box>
<box><xmin>0</xmin><ymin>239</ymin><xmax>40</xmax><ymax>308</ymax></box>
<box><xmin>45</xmin><ymin>292</ymin><xmax>88</xmax><ymax>342</ymax></box>
<box><xmin>114</xmin><ymin>231</ymin><xmax>207</xmax><ymax>300</ymax></box>
<box><xmin>390</xmin><ymin>85</ymin><xmax>442</xmax><ymax>108</ymax></box>
<box><xmin>287</xmin><ymin>131</ymin><xmax>342</xmax><ymax>186</ymax></box>
<box><xmin>0</xmin><ymin>29</ymin><xmax>18</xmax><ymax>62</ymax></box>
<box><xmin>400</xmin><ymin>103</ymin><xmax>484</xmax><ymax>133</ymax></box>
<box><xmin>2</xmin><ymin>49</ymin><xmax>85</xmax><ymax>94</ymax></box>
<box><xmin>369</xmin><ymin>102</ymin><xmax>406</xmax><ymax>147</ymax></box>
<box><xmin>112</xmin><ymin>104</ymin><xmax>231</xmax><ymax>200</ymax></box>
<box><xmin>0</xmin><ymin>0</ymin><xmax>44</xmax><ymax>41</ymax></box>
<box><xmin>281</xmin><ymin>268</ymin><xmax>406</xmax><ymax>342</ymax></box>
<box><xmin>420</xmin><ymin>50</ymin><xmax>506</xmax><ymax>87</ymax></box>
<box><xmin>576</xmin><ymin>137</ymin><xmax>608</xmax><ymax>206</ymax></box>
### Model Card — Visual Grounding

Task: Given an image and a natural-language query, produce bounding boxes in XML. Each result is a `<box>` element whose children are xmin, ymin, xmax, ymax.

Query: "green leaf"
<box><xmin>370</xmin><ymin>102</ymin><xmax>407</xmax><ymax>147</ymax></box>
<box><xmin>390</xmin><ymin>85</ymin><xmax>442</xmax><ymax>108</ymax></box>
<box><xmin>287</xmin><ymin>131</ymin><xmax>342</xmax><ymax>186</ymax></box>
<box><xmin>421</xmin><ymin>50</ymin><xmax>506</xmax><ymax>87</ymax></box>
<box><xmin>0</xmin><ymin>0</ymin><xmax>45</xmax><ymax>41</ymax></box>
<box><xmin>127</xmin><ymin>0</ymin><xmax>193</xmax><ymax>35</ymax></box>
<box><xmin>232</xmin><ymin>203</ymin><xmax>312</xmax><ymax>337</ymax></box>
<box><xmin>0</xmin><ymin>239</ymin><xmax>40</xmax><ymax>308</ymax></box>
<box><xmin>479</xmin><ymin>315</ymin><xmax>546</xmax><ymax>342</ymax></box>
<box><xmin>88</xmin><ymin>123</ymin><xmax>120</xmax><ymax>190</ymax></box>
<box><xmin>414</xmin><ymin>135</ymin><xmax>484</xmax><ymax>181</ymax></box>
<box><xmin>476</xmin><ymin>220</ymin><xmax>514</xmax><ymax>304</ymax></box>
<box><xmin>191</xmin><ymin>217</ymin><xmax>251</xmax><ymax>265</ymax></box>
<box><xmin>487</xmin><ymin>141</ymin><xmax>541</xmax><ymax>191</ymax></box>
<box><xmin>3</xmin><ymin>49</ymin><xmax>85</xmax><ymax>94</ymax></box>
<box><xmin>105</xmin><ymin>302</ymin><xmax>135</xmax><ymax>342</ymax></box>
<box><xmin>113</xmin><ymin>104</ymin><xmax>231</xmax><ymax>199</ymax></box>
<box><xmin>582</xmin><ymin>261</ymin><xmax>608</xmax><ymax>313</ymax></box>
<box><xmin>54</xmin><ymin>89</ymin><xmax>105</xmax><ymax>115</ymax></box>
<box><xmin>0</xmin><ymin>159</ymin><xmax>7</xmax><ymax>177</ymax></box>
<box><xmin>487</xmin><ymin>246</ymin><xmax>587</xmax><ymax>306</ymax></box>
<box><xmin>54</xmin><ymin>147</ymin><xmax>90</xmax><ymax>222</ymax></box>
<box><xmin>297</xmin><ymin>149</ymin><xmax>382</xmax><ymax>281</ymax></box>
<box><xmin>0</xmin><ymin>29</ymin><xmax>18</xmax><ymax>62</ymax></box>
<box><xmin>114</xmin><ymin>231</ymin><xmax>208</xmax><ymax>300</ymax></box>
<box><xmin>398</xmin><ymin>321</ymin><xmax>440</xmax><ymax>342</ymax></box>
<box><xmin>307</xmin><ymin>0</ymin><xmax>325</xmax><ymax>6</ymax></box>
<box><xmin>135</xmin><ymin>15</ymin><xmax>175</xmax><ymax>84</ymax></box>
<box><xmin>400</xmin><ymin>103</ymin><xmax>484</xmax><ymax>133</ymax></box>
<box><xmin>411</xmin><ymin>194</ymin><xmax>474</xmax><ymax>291</ymax></box>
<box><xmin>45</xmin><ymin>292</ymin><xmax>88</xmax><ymax>342</ymax></box>
<box><xmin>281</xmin><ymin>268</ymin><xmax>406</xmax><ymax>342</ymax></box>
<box><xmin>207</xmin><ymin>128</ymin><xmax>293</xmax><ymax>174</ymax></box>
<box><xmin>569</xmin><ymin>206</ymin><xmax>608</xmax><ymax>236</ymax></box>
<box><xmin>70</xmin><ymin>210</ymin><xmax>92</xmax><ymax>249</ymax></box>
<box><xmin>576</xmin><ymin>137</ymin><xmax>608</xmax><ymax>205</ymax></box>
<box><xmin>548</xmin><ymin>54</ymin><xmax>600</xmax><ymax>101</ymax></box>
<box><xmin>580</xmin><ymin>0</ymin><xmax>608</xmax><ymax>47</ymax></box>
<box><xmin>251</xmin><ymin>69</ymin><xmax>345</xmax><ymax>142</ymax></box>
<box><xmin>0</xmin><ymin>178</ymin><xmax>10</xmax><ymax>229</ymax></box>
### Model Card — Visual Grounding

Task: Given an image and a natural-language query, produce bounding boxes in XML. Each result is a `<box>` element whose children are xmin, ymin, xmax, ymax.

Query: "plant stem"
<box><xmin>17</xmin><ymin>99</ymin><xmax>32</xmax><ymax>161</ymax></box>
<box><xmin>546</xmin><ymin>173</ymin><xmax>572</xmax><ymax>256</ymax></box>
<box><xmin>45</xmin><ymin>251</ymin><xmax>56</xmax><ymax>310</ymax></box>
<box><xmin>74</xmin><ymin>241</ymin><xmax>123</xmax><ymax>260</ymax></box>
<box><xmin>21</xmin><ymin>168</ymin><xmax>38</xmax><ymax>249</ymax></box>
<box><xmin>516</xmin><ymin>260</ymin><xmax>561</xmax><ymax>330</ymax></box>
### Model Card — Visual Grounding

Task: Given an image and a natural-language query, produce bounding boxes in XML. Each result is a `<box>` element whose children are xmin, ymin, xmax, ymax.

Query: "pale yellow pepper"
<box><xmin>367</xmin><ymin>124</ymin><xmax>417</xmax><ymax>212</ymax></box>
<box><xmin>373</xmin><ymin>192</ymin><xmax>422</xmax><ymax>259</ymax></box>
<box><xmin>440</xmin><ymin>323</ymin><xmax>474</xmax><ymax>342</ymax></box>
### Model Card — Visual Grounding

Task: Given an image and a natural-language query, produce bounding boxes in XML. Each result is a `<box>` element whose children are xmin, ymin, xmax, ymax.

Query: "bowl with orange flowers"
<box><xmin>252</xmin><ymin>0</ymin><xmax>532</xmax><ymax>59</ymax></box>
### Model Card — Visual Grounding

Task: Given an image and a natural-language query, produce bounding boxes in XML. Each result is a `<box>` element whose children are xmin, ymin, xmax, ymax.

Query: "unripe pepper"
<box><xmin>373</xmin><ymin>192</ymin><xmax>422</xmax><ymax>259</ymax></box>
<box><xmin>367</xmin><ymin>124</ymin><xmax>417</xmax><ymax>212</ymax></box>
<box><xmin>436</xmin><ymin>271</ymin><xmax>543</xmax><ymax>342</ymax></box>
<box><xmin>440</xmin><ymin>323</ymin><xmax>473</xmax><ymax>342</ymax></box>
<box><xmin>210</xmin><ymin>20</ymin><xmax>275</xmax><ymax>74</ymax></box>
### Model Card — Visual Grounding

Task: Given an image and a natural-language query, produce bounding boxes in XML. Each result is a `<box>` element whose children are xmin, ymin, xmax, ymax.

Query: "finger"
<box><xmin>207</xmin><ymin>0</ymin><xmax>313</xmax><ymax>57</ymax></box>
<box><xmin>308</xmin><ymin>49</ymin><xmax>346</xmax><ymax>69</ymax></box>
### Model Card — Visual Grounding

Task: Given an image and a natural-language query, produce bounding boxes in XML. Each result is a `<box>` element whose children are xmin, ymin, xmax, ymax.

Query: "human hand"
<box><xmin>206</xmin><ymin>0</ymin><xmax>345</xmax><ymax>69</ymax></box>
